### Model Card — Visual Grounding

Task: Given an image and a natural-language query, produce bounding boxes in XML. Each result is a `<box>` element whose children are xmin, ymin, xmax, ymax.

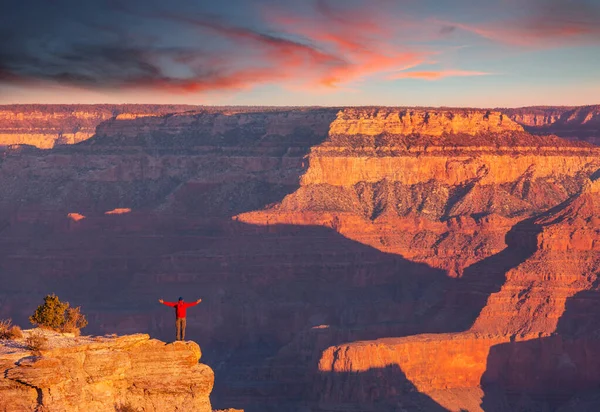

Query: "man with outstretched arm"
<box><xmin>159</xmin><ymin>297</ymin><xmax>202</xmax><ymax>341</ymax></box>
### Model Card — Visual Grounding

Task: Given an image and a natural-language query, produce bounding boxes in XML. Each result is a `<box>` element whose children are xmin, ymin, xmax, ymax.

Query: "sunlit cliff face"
<box><xmin>0</xmin><ymin>332</ymin><xmax>214</xmax><ymax>411</ymax></box>
<box><xmin>2</xmin><ymin>104</ymin><xmax>598</xmax><ymax>148</ymax></box>
<box><xmin>0</xmin><ymin>106</ymin><xmax>599</xmax><ymax>411</ymax></box>
<box><xmin>316</xmin><ymin>178</ymin><xmax>600</xmax><ymax>411</ymax></box>
<box><xmin>235</xmin><ymin>107</ymin><xmax>598</xmax><ymax>272</ymax></box>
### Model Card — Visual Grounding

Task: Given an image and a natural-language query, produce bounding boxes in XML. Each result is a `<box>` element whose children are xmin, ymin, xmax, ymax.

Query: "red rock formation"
<box><xmin>328</xmin><ymin>108</ymin><xmax>523</xmax><ymax>136</ymax></box>
<box><xmin>317</xmin><ymin>333</ymin><xmax>507</xmax><ymax>411</ymax></box>
<box><xmin>0</xmin><ymin>106</ymin><xmax>598</xmax><ymax>411</ymax></box>
<box><xmin>471</xmin><ymin>179</ymin><xmax>600</xmax><ymax>336</ymax></box>
<box><xmin>67</xmin><ymin>212</ymin><xmax>86</xmax><ymax>222</ymax></box>
<box><xmin>105</xmin><ymin>208</ymin><xmax>132</xmax><ymax>215</ymax></box>
<box><xmin>0</xmin><ymin>104</ymin><xmax>198</xmax><ymax>148</ymax></box>
<box><xmin>503</xmin><ymin>105</ymin><xmax>600</xmax><ymax>145</ymax></box>
<box><xmin>3</xmin><ymin>104</ymin><xmax>597</xmax><ymax>148</ymax></box>
<box><xmin>237</xmin><ymin>108</ymin><xmax>598</xmax><ymax>274</ymax></box>
<box><xmin>315</xmin><ymin>179</ymin><xmax>600</xmax><ymax>411</ymax></box>
<box><xmin>0</xmin><ymin>331</ymin><xmax>214</xmax><ymax>412</ymax></box>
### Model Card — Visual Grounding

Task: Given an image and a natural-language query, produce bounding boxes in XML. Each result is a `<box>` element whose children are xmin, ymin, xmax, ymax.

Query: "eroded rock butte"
<box><xmin>0</xmin><ymin>106</ymin><xmax>598</xmax><ymax>411</ymax></box>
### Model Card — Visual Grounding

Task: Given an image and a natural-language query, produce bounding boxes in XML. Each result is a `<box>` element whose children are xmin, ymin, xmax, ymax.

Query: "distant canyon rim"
<box><xmin>0</xmin><ymin>104</ymin><xmax>599</xmax><ymax>411</ymax></box>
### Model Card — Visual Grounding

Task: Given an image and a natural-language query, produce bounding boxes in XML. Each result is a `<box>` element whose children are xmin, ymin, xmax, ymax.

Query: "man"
<box><xmin>159</xmin><ymin>297</ymin><xmax>202</xmax><ymax>341</ymax></box>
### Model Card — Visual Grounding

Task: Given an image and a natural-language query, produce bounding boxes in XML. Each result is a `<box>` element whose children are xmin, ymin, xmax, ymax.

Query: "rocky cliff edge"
<box><xmin>0</xmin><ymin>330</ymin><xmax>214</xmax><ymax>412</ymax></box>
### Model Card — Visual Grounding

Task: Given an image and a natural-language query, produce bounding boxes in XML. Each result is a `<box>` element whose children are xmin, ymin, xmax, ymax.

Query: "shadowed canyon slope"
<box><xmin>317</xmin><ymin>180</ymin><xmax>600</xmax><ymax>411</ymax></box>
<box><xmin>1</xmin><ymin>104</ymin><xmax>599</xmax><ymax>148</ymax></box>
<box><xmin>0</xmin><ymin>105</ymin><xmax>202</xmax><ymax>148</ymax></box>
<box><xmin>504</xmin><ymin>105</ymin><xmax>600</xmax><ymax>145</ymax></box>
<box><xmin>0</xmin><ymin>106</ymin><xmax>599</xmax><ymax>411</ymax></box>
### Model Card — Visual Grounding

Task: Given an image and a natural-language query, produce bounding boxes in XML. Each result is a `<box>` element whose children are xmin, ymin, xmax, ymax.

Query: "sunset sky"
<box><xmin>1</xmin><ymin>0</ymin><xmax>599</xmax><ymax>107</ymax></box>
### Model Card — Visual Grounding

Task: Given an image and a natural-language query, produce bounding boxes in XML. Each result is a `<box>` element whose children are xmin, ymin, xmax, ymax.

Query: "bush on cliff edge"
<box><xmin>63</xmin><ymin>306</ymin><xmax>88</xmax><ymax>335</ymax></box>
<box><xmin>29</xmin><ymin>294</ymin><xmax>88</xmax><ymax>335</ymax></box>
<box><xmin>0</xmin><ymin>319</ymin><xmax>23</xmax><ymax>340</ymax></box>
<box><xmin>25</xmin><ymin>331</ymin><xmax>49</xmax><ymax>355</ymax></box>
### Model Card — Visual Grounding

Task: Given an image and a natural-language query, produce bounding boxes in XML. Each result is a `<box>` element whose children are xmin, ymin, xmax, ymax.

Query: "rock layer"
<box><xmin>3</xmin><ymin>104</ymin><xmax>598</xmax><ymax>149</ymax></box>
<box><xmin>0</xmin><ymin>104</ymin><xmax>198</xmax><ymax>148</ymax></box>
<box><xmin>315</xmin><ymin>180</ymin><xmax>600</xmax><ymax>411</ymax></box>
<box><xmin>0</xmin><ymin>106</ymin><xmax>599</xmax><ymax>411</ymax></box>
<box><xmin>504</xmin><ymin>105</ymin><xmax>600</xmax><ymax>145</ymax></box>
<box><xmin>328</xmin><ymin>108</ymin><xmax>523</xmax><ymax>136</ymax></box>
<box><xmin>0</xmin><ymin>331</ymin><xmax>213</xmax><ymax>412</ymax></box>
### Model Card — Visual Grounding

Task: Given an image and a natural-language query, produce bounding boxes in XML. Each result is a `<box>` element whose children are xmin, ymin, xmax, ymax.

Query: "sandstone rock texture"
<box><xmin>0</xmin><ymin>330</ymin><xmax>213</xmax><ymax>412</ymax></box>
<box><xmin>0</xmin><ymin>104</ymin><xmax>198</xmax><ymax>148</ymax></box>
<box><xmin>504</xmin><ymin>105</ymin><xmax>600</xmax><ymax>145</ymax></box>
<box><xmin>0</xmin><ymin>106</ymin><xmax>599</xmax><ymax>411</ymax></box>
<box><xmin>328</xmin><ymin>108</ymin><xmax>523</xmax><ymax>136</ymax></box>
<box><xmin>316</xmin><ymin>180</ymin><xmax>600</xmax><ymax>412</ymax></box>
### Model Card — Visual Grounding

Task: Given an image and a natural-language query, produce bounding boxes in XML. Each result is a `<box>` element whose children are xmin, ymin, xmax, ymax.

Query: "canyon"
<box><xmin>317</xmin><ymin>179</ymin><xmax>600</xmax><ymax>411</ymax></box>
<box><xmin>0</xmin><ymin>105</ymin><xmax>598</xmax><ymax>411</ymax></box>
<box><xmin>504</xmin><ymin>105</ymin><xmax>600</xmax><ymax>145</ymax></box>
<box><xmin>1</xmin><ymin>104</ymin><xmax>599</xmax><ymax>148</ymax></box>
<box><xmin>0</xmin><ymin>105</ymin><xmax>196</xmax><ymax>149</ymax></box>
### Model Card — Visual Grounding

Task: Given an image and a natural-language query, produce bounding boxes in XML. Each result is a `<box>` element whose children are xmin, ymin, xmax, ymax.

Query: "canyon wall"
<box><xmin>327</xmin><ymin>108</ymin><xmax>523</xmax><ymax>136</ymax></box>
<box><xmin>0</xmin><ymin>331</ymin><xmax>214</xmax><ymax>412</ymax></box>
<box><xmin>315</xmin><ymin>179</ymin><xmax>600</xmax><ymax>412</ymax></box>
<box><xmin>3</xmin><ymin>104</ymin><xmax>598</xmax><ymax>149</ymax></box>
<box><xmin>0</xmin><ymin>104</ymin><xmax>199</xmax><ymax>148</ymax></box>
<box><xmin>0</xmin><ymin>106</ymin><xmax>599</xmax><ymax>411</ymax></box>
<box><xmin>504</xmin><ymin>105</ymin><xmax>600</xmax><ymax>145</ymax></box>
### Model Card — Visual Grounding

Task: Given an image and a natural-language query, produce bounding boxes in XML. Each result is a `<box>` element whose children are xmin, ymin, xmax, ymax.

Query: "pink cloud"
<box><xmin>264</xmin><ymin>3</ymin><xmax>430</xmax><ymax>88</ymax></box>
<box><xmin>0</xmin><ymin>1</ymin><xmax>509</xmax><ymax>95</ymax></box>
<box><xmin>149</xmin><ymin>2</ymin><xmax>435</xmax><ymax>94</ymax></box>
<box><xmin>444</xmin><ymin>21</ymin><xmax>600</xmax><ymax>47</ymax></box>
<box><xmin>392</xmin><ymin>70</ymin><xmax>492</xmax><ymax>80</ymax></box>
<box><xmin>440</xmin><ymin>0</ymin><xmax>600</xmax><ymax>47</ymax></box>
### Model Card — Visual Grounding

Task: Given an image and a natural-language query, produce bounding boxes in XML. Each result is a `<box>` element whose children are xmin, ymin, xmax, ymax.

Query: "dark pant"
<box><xmin>176</xmin><ymin>317</ymin><xmax>186</xmax><ymax>341</ymax></box>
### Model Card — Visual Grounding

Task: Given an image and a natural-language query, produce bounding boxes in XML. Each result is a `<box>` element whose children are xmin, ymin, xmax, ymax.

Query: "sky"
<box><xmin>1</xmin><ymin>0</ymin><xmax>599</xmax><ymax>107</ymax></box>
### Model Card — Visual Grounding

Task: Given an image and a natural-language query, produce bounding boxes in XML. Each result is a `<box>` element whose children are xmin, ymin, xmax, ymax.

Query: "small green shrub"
<box><xmin>29</xmin><ymin>294</ymin><xmax>87</xmax><ymax>334</ymax></box>
<box><xmin>25</xmin><ymin>331</ymin><xmax>49</xmax><ymax>354</ymax></box>
<box><xmin>29</xmin><ymin>294</ymin><xmax>69</xmax><ymax>330</ymax></box>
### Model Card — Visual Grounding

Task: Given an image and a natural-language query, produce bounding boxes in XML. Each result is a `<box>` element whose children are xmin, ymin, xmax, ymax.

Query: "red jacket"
<box><xmin>161</xmin><ymin>300</ymin><xmax>199</xmax><ymax>318</ymax></box>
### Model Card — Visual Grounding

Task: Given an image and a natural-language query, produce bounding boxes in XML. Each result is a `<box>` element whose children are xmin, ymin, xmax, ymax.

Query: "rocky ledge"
<box><xmin>0</xmin><ymin>330</ymin><xmax>214</xmax><ymax>412</ymax></box>
<box><xmin>314</xmin><ymin>180</ymin><xmax>600</xmax><ymax>411</ymax></box>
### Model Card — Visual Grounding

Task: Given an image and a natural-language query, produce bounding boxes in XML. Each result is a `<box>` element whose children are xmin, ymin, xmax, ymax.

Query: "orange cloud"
<box><xmin>1</xmin><ymin>0</ymin><xmax>485</xmax><ymax>95</ymax></box>
<box><xmin>155</xmin><ymin>14</ymin><xmax>351</xmax><ymax>92</ymax></box>
<box><xmin>392</xmin><ymin>70</ymin><xmax>492</xmax><ymax>80</ymax></box>
<box><xmin>264</xmin><ymin>3</ymin><xmax>430</xmax><ymax>88</ymax></box>
<box><xmin>2</xmin><ymin>0</ymin><xmax>598</xmax><ymax>97</ymax></box>
<box><xmin>153</xmin><ymin>2</ymin><xmax>433</xmax><ymax>94</ymax></box>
